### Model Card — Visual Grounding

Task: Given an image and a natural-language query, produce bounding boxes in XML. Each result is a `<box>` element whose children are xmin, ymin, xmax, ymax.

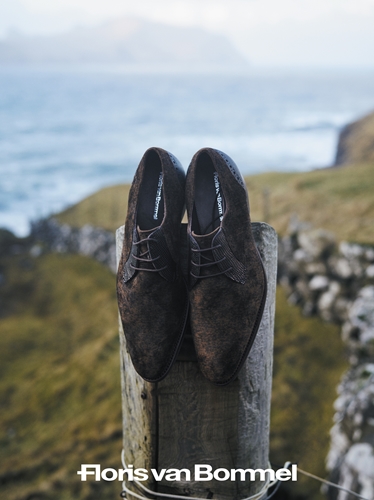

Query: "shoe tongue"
<box><xmin>192</xmin><ymin>227</ymin><xmax>219</xmax><ymax>249</ymax></box>
<box><xmin>135</xmin><ymin>226</ymin><xmax>159</xmax><ymax>271</ymax></box>
<box><xmin>136</xmin><ymin>226</ymin><xmax>158</xmax><ymax>262</ymax></box>
<box><xmin>137</xmin><ymin>226</ymin><xmax>158</xmax><ymax>241</ymax></box>
<box><xmin>191</xmin><ymin>227</ymin><xmax>221</xmax><ymax>279</ymax></box>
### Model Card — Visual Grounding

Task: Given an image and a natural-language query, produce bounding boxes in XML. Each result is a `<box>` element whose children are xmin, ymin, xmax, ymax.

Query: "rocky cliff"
<box><xmin>335</xmin><ymin>111</ymin><xmax>374</xmax><ymax>166</ymax></box>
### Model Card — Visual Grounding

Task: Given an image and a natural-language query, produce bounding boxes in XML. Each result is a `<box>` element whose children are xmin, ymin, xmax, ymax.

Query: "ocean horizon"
<box><xmin>1</xmin><ymin>64</ymin><xmax>374</xmax><ymax>236</ymax></box>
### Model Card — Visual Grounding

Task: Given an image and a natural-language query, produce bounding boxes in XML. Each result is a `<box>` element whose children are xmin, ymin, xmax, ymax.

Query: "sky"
<box><xmin>1</xmin><ymin>0</ymin><xmax>374</xmax><ymax>68</ymax></box>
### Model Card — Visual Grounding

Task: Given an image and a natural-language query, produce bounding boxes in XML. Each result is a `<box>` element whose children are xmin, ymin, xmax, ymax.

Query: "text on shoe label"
<box><xmin>213</xmin><ymin>171</ymin><xmax>224</xmax><ymax>221</ymax></box>
<box><xmin>153</xmin><ymin>172</ymin><xmax>163</xmax><ymax>220</ymax></box>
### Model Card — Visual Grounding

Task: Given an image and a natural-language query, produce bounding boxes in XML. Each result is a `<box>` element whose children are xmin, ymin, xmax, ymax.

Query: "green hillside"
<box><xmin>0</xmin><ymin>251</ymin><xmax>346</xmax><ymax>500</ymax></box>
<box><xmin>56</xmin><ymin>161</ymin><xmax>374</xmax><ymax>244</ymax></box>
<box><xmin>0</xmin><ymin>253</ymin><xmax>122</xmax><ymax>500</ymax></box>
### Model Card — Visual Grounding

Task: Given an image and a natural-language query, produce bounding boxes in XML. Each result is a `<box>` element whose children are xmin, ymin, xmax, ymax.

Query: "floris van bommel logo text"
<box><xmin>153</xmin><ymin>172</ymin><xmax>163</xmax><ymax>220</ymax></box>
<box><xmin>77</xmin><ymin>464</ymin><xmax>297</xmax><ymax>482</ymax></box>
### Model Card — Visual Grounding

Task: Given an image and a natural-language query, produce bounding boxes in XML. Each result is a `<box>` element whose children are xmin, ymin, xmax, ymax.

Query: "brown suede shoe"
<box><xmin>186</xmin><ymin>148</ymin><xmax>267</xmax><ymax>385</ymax></box>
<box><xmin>116</xmin><ymin>147</ymin><xmax>188</xmax><ymax>383</ymax></box>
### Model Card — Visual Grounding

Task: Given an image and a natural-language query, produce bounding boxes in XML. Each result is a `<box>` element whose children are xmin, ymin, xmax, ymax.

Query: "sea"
<box><xmin>1</xmin><ymin>65</ymin><xmax>374</xmax><ymax>236</ymax></box>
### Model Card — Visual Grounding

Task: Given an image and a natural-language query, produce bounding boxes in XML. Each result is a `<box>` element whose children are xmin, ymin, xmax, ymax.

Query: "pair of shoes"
<box><xmin>116</xmin><ymin>147</ymin><xmax>267</xmax><ymax>386</ymax></box>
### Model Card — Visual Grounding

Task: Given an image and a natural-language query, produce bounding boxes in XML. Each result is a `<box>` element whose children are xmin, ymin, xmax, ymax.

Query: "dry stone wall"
<box><xmin>30</xmin><ymin>218</ymin><xmax>117</xmax><ymax>272</ymax></box>
<box><xmin>278</xmin><ymin>219</ymin><xmax>374</xmax><ymax>499</ymax></box>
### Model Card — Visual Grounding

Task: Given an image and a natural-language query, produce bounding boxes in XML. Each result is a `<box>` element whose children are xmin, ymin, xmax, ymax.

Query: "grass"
<box><xmin>0</xmin><ymin>251</ymin><xmax>348</xmax><ymax>500</ymax></box>
<box><xmin>0</xmin><ymin>253</ymin><xmax>122</xmax><ymax>500</ymax></box>
<box><xmin>55</xmin><ymin>161</ymin><xmax>374</xmax><ymax>244</ymax></box>
<box><xmin>270</xmin><ymin>288</ymin><xmax>348</xmax><ymax>500</ymax></box>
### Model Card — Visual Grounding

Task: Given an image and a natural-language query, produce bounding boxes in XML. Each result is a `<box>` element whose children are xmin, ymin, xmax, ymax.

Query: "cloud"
<box><xmin>14</xmin><ymin>0</ymin><xmax>374</xmax><ymax>28</ymax></box>
<box><xmin>228</xmin><ymin>1</ymin><xmax>374</xmax><ymax>66</ymax></box>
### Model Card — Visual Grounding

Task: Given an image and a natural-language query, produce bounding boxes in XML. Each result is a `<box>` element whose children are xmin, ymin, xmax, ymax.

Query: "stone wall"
<box><xmin>278</xmin><ymin>219</ymin><xmax>374</xmax><ymax>499</ymax></box>
<box><xmin>30</xmin><ymin>218</ymin><xmax>117</xmax><ymax>272</ymax></box>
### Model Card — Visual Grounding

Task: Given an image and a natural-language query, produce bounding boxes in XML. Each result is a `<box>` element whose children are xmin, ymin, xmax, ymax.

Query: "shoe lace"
<box><xmin>190</xmin><ymin>243</ymin><xmax>232</xmax><ymax>279</ymax></box>
<box><xmin>130</xmin><ymin>237</ymin><xmax>168</xmax><ymax>273</ymax></box>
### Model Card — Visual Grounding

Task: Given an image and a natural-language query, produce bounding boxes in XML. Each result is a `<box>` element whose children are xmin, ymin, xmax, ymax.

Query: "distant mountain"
<box><xmin>0</xmin><ymin>18</ymin><xmax>248</xmax><ymax>67</ymax></box>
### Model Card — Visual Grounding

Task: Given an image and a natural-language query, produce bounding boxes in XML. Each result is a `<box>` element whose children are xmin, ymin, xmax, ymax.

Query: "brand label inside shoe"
<box><xmin>213</xmin><ymin>171</ymin><xmax>224</xmax><ymax>221</ymax></box>
<box><xmin>153</xmin><ymin>172</ymin><xmax>163</xmax><ymax>220</ymax></box>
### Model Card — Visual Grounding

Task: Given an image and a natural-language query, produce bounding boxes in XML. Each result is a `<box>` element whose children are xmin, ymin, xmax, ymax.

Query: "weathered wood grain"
<box><xmin>116</xmin><ymin>226</ymin><xmax>157</xmax><ymax>491</ymax></box>
<box><xmin>116</xmin><ymin>222</ymin><xmax>277</xmax><ymax>499</ymax></box>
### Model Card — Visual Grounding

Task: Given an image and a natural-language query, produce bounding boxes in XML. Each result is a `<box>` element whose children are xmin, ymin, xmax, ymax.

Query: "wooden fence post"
<box><xmin>116</xmin><ymin>222</ymin><xmax>277</xmax><ymax>499</ymax></box>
